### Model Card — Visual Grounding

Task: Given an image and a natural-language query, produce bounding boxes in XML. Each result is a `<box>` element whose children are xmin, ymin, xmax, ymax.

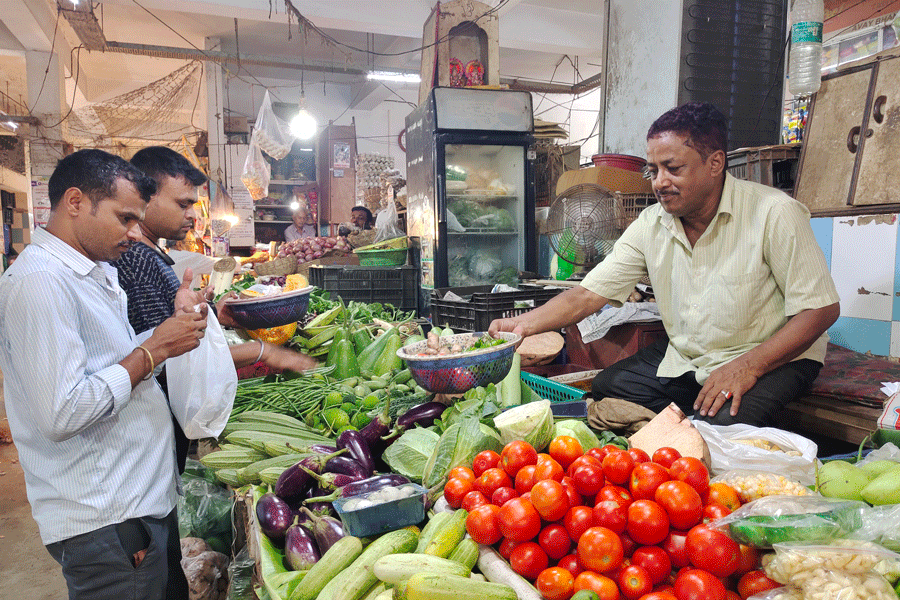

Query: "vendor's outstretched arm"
<box><xmin>488</xmin><ymin>286</ymin><xmax>609</xmax><ymax>339</ymax></box>
<box><xmin>695</xmin><ymin>301</ymin><xmax>840</xmax><ymax>418</ymax></box>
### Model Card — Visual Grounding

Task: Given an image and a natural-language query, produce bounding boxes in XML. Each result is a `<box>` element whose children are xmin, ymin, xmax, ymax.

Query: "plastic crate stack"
<box><xmin>308</xmin><ymin>264</ymin><xmax>418</xmax><ymax>312</ymax></box>
<box><xmin>355</xmin><ymin>153</ymin><xmax>394</xmax><ymax>212</ymax></box>
<box><xmin>430</xmin><ymin>284</ymin><xmax>565</xmax><ymax>332</ymax></box>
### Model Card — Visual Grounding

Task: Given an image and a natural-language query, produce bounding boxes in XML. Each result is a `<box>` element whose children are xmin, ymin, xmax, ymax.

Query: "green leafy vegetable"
<box><xmin>382</xmin><ymin>427</ymin><xmax>441</xmax><ymax>483</ymax></box>
<box><xmin>492</xmin><ymin>400</ymin><xmax>555</xmax><ymax>452</ymax></box>
<box><xmin>422</xmin><ymin>416</ymin><xmax>502</xmax><ymax>488</ymax></box>
<box><xmin>554</xmin><ymin>420</ymin><xmax>602</xmax><ymax>451</ymax></box>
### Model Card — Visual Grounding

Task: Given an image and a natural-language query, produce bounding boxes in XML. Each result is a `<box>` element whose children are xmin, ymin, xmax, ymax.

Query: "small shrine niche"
<box><xmin>418</xmin><ymin>0</ymin><xmax>500</xmax><ymax>104</ymax></box>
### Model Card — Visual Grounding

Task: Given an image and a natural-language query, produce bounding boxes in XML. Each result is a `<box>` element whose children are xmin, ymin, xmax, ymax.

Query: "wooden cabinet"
<box><xmin>317</xmin><ymin>122</ymin><xmax>357</xmax><ymax>227</ymax></box>
<box><xmin>564</xmin><ymin>321</ymin><xmax>668</xmax><ymax>370</ymax></box>
<box><xmin>796</xmin><ymin>49</ymin><xmax>900</xmax><ymax>215</ymax></box>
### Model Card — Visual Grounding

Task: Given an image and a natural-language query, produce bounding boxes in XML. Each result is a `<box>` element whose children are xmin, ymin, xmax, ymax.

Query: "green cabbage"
<box><xmin>554</xmin><ymin>419</ymin><xmax>602</xmax><ymax>451</ymax></box>
<box><xmin>493</xmin><ymin>400</ymin><xmax>555</xmax><ymax>452</ymax></box>
<box><xmin>382</xmin><ymin>427</ymin><xmax>441</xmax><ymax>483</ymax></box>
<box><xmin>422</xmin><ymin>417</ymin><xmax>502</xmax><ymax>488</ymax></box>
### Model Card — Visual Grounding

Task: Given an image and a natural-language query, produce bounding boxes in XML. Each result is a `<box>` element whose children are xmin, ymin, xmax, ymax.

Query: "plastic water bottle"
<box><xmin>789</xmin><ymin>0</ymin><xmax>824</xmax><ymax>97</ymax></box>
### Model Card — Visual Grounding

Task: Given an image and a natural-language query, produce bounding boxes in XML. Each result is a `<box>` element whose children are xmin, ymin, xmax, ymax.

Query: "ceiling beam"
<box><xmin>0</xmin><ymin>0</ymin><xmax>57</xmax><ymax>53</ymax></box>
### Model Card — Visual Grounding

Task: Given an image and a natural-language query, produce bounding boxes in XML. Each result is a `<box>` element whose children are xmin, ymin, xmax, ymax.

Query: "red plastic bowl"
<box><xmin>591</xmin><ymin>153</ymin><xmax>647</xmax><ymax>172</ymax></box>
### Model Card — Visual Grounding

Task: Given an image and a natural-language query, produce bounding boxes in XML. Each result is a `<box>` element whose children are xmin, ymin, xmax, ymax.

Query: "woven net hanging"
<box><xmin>64</xmin><ymin>61</ymin><xmax>203</xmax><ymax>147</ymax></box>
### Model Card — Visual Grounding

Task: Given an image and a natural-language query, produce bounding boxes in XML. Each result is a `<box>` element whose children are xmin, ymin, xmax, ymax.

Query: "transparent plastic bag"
<box><xmin>748</xmin><ymin>588</ymin><xmax>801</xmax><ymax>600</ymax></box>
<box><xmin>712</xmin><ymin>495</ymin><xmax>866</xmax><ymax>548</ymax></box>
<box><xmin>693</xmin><ymin>421</ymin><xmax>819</xmax><ymax>485</ymax></box>
<box><xmin>177</xmin><ymin>459</ymin><xmax>234</xmax><ymax>553</ymax></box>
<box><xmin>711</xmin><ymin>469</ymin><xmax>814</xmax><ymax>503</ymax></box>
<box><xmin>374</xmin><ymin>198</ymin><xmax>404</xmax><ymax>242</ymax></box>
<box><xmin>181</xmin><ymin>550</ymin><xmax>230</xmax><ymax>600</ymax></box>
<box><xmin>226</xmin><ymin>545</ymin><xmax>255</xmax><ymax>600</ymax></box>
<box><xmin>848</xmin><ymin>504</ymin><xmax>900</xmax><ymax>552</ymax></box>
<box><xmin>240</xmin><ymin>142</ymin><xmax>270</xmax><ymax>201</ymax></box>
<box><xmin>251</xmin><ymin>90</ymin><xmax>293</xmax><ymax>160</ymax></box>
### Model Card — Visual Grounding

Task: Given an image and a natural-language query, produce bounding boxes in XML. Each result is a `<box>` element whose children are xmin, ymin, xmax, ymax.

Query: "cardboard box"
<box><xmin>556</xmin><ymin>165</ymin><xmax>653</xmax><ymax>197</ymax></box>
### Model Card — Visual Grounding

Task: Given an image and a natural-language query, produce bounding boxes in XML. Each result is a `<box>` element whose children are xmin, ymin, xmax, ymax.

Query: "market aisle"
<box><xmin>0</xmin><ymin>367</ymin><xmax>69</xmax><ymax>600</ymax></box>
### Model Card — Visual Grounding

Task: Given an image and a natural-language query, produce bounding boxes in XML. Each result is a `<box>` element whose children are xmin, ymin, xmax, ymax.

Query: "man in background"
<box><xmin>0</xmin><ymin>149</ymin><xmax>206</xmax><ymax>599</ymax></box>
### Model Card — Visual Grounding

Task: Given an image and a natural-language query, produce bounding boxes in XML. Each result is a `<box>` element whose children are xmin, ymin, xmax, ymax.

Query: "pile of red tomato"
<box><xmin>443</xmin><ymin>437</ymin><xmax>782</xmax><ymax>600</ymax></box>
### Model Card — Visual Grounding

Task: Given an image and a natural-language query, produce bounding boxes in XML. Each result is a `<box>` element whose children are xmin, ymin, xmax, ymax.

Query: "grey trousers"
<box><xmin>46</xmin><ymin>507</ymin><xmax>189</xmax><ymax>600</ymax></box>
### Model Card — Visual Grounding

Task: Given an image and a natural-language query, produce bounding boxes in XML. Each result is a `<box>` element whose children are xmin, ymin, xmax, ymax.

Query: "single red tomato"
<box><xmin>734</xmin><ymin>544</ymin><xmax>760</xmax><ymax>575</ymax></box>
<box><xmin>572</xmin><ymin>463</ymin><xmax>606</xmax><ymax>497</ymax></box>
<box><xmin>725</xmin><ymin>592</ymin><xmax>742</xmax><ymax>600</ymax></box>
<box><xmin>703</xmin><ymin>503</ymin><xmax>732</xmax><ymax>523</ymax></box>
<box><xmin>620</xmin><ymin>532</ymin><xmax>638</xmax><ymax>558</ymax></box>
<box><xmin>585</xmin><ymin>446</ymin><xmax>612</xmax><ymax>464</ymax></box>
<box><xmin>668</xmin><ymin>457</ymin><xmax>710</xmax><ymax>500</ymax></box>
<box><xmin>626</xmin><ymin>499</ymin><xmax>670</xmax><ymax>546</ymax></box>
<box><xmin>737</xmin><ymin>570</ymin><xmax>781</xmax><ymax>599</ymax></box>
<box><xmin>515</xmin><ymin>464</ymin><xmax>539</xmax><ymax>495</ymax></box>
<box><xmin>637</xmin><ymin>593</ymin><xmax>676</xmax><ymax>600</ymax></box>
<box><xmin>472</xmin><ymin>450</ymin><xmax>501</xmax><ymax>477</ymax></box>
<box><xmin>651</xmin><ymin>447</ymin><xmax>682</xmax><ymax>469</ymax></box>
<box><xmin>531</xmin><ymin>479</ymin><xmax>571</xmax><ymax>522</ymax></box>
<box><xmin>491</xmin><ymin>486</ymin><xmax>518</xmax><ymax>507</ymax></box>
<box><xmin>661</xmin><ymin>529</ymin><xmax>691</xmax><ymax>569</ymax></box>
<box><xmin>561</xmin><ymin>476</ymin><xmax>583</xmax><ymax>508</ymax></box>
<box><xmin>598</xmin><ymin>484</ymin><xmax>633</xmax><ymax>509</ymax></box>
<box><xmin>630</xmin><ymin>462</ymin><xmax>671</xmax><ymax>500</ymax></box>
<box><xmin>592</xmin><ymin>499</ymin><xmax>628</xmax><ymax>535</ymax></box>
<box><xmin>602</xmin><ymin>444</ymin><xmax>625</xmax><ymax>455</ymax></box>
<box><xmin>568</xmin><ymin>454</ymin><xmax>604</xmax><ymax>477</ymax></box>
<box><xmin>618</xmin><ymin>564</ymin><xmax>653</xmax><ymax>600</ymax></box>
<box><xmin>521</xmin><ymin>491</ymin><xmax>531</xmax><ymax>502</ymax></box>
<box><xmin>628</xmin><ymin>448</ymin><xmax>651</xmax><ymax>464</ymax></box>
<box><xmin>549</xmin><ymin>435</ymin><xmax>584</xmax><ymax>470</ymax></box>
<box><xmin>510</xmin><ymin>541</ymin><xmax>549</xmax><ymax>580</ymax></box>
<box><xmin>577</xmin><ymin>526</ymin><xmax>624</xmax><ymax>574</ymax></box>
<box><xmin>465</xmin><ymin>503</ymin><xmax>502</xmax><ymax>545</ymax></box>
<box><xmin>603</xmin><ymin>450</ymin><xmax>636</xmax><ymax>485</ymax></box>
<box><xmin>499</xmin><ymin>537</ymin><xmax>521</xmax><ymax>560</ymax></box>
<box><xmin>536</xmin><ymin>566</ymin><xmax>576</xmax><ymax>600</ymax></box>
<box><xmin>564</xmin><ymin>505</ymin><xmax>595</xmax><ymax>542</ymax></box>
<box><xmin>573</xmin><ymin>571</ymin><xmax>621</xmax><ymax>600</ymax></box>
<box><xmin>674</xmin><ymin>568</ymin><xmax>726</xmax><ymax>600</ymax></box>
<box><xmin>448</xmin><ymin>466</ymin><xmax>475</xmax><ymax>482</ymax></box>
<box><xmin>474</xmin><ymin>467</ymin><xmax>513</xmax><ymax>498</ymax></box>
<box><xmin>685</xmin><ymin>524</ymin><xmax>740</xmax><ymax>578</ymax></box>
<box><xmin>460</xmin><ymin>490</ymin><xmax>488</xmax><ymax>512</ymax></box>
<box><xmin>557</xmin><ymin>553</ymin><xmax>583</xmax><ymax>578</ymax></box>
<box><xmin>539</xmin><ymin>523</ymin><xmax>573</xmax><ymax>561</ymax></box>
<box><xmin>631</xmin><ymin>546</ymin><xmax>672</xmax><ymax>585</ymax></box>
<box><xmin>707</xmin><ymin>482</ymin><xmax>741</xmax><ymax>512</ymax></box>
<box><xmin>534</xmin><ymin>456</ymin><xmax>566</xmax><ymax>482</ymax></box>
<box><xmin>501</xmin><ymin>440</ymin><xmax>539</xmax><ymax>478</ymax></box>
<box><xmin>443</xmin><ymin>477</ymin><xmax>474</xmax><ymax>509</ymax></box>
<box><xmin>654</xmin><ymin>480</ymin><xmax>703</xmax><ymax>530</ymax></box>
<box><xmin>498</xmin><ymin>497</ymin><xmax>542</xmax><ymax>542</ymax></box>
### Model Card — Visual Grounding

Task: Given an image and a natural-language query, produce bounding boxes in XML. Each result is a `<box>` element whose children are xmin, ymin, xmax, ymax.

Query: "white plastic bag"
<box><xmin>693</xmin><ymin>421</ymin><xmax>819</xmax><ymax>485</ymax></box>
<box><xmin>240</xmin><ymin>142</ymin><xmax>270</xmax><ymax>201</ymax></box>
<box><xmin>251</xmin><ymin>90</ymin><xmax>294</xmax><ymax>160</ymax></box>
<box><xmin>374</xmin><ymin>199</ymin><xmax>404</xmax><ymax>242</ymax></box>
<box><xmin>166</xmin><ymin>311</ymin><xmax>237</xmax><ymax>439</ymax></box>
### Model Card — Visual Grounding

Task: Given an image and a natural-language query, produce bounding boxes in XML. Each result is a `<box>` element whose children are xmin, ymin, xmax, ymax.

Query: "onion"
<box><xmin>313</xmin><ymin>250</ymin><xmax>323</xmax><ymax>258</ymax></box>
<box><xmin>310</xmin><ymin>243</ymin><xmax>321</xmax><ymax>252</ymax></box>
<box><xmin>305</xmin><ymin>253</ymin><xmax>314</xmax><ymax>261</ymax></box>
<box><xmin>297</xmin><ymin>256</ymin><xmax>306</xmax><ymax>263</ymax></box>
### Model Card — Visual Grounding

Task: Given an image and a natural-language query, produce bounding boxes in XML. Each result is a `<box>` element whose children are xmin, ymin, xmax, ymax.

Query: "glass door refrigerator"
<box><xmin>406</xmin><ymin>87</ymin><xmax>536</xmax><ymax>317</ymax></box>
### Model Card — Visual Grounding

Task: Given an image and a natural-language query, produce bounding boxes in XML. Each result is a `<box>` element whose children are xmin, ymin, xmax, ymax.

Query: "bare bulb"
<box><xmin>290</xmin><ymin>110</ymin><xmax>317</xmax><ymax>140</ymax></box>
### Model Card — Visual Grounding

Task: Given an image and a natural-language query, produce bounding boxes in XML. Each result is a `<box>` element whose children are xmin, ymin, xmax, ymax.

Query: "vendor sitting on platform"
<box><xmin>490</xmin><ymin>102</ymin><xmax>840</xmax><ymax>427</ymax></box>
<box><xmin>338</xmin><ymin>205</ymin><xmax>375</xmax><ymax>237</ymax></box>
<box><xmin>285</xmin><ymin>205</ymin><xmax>316</xmax><ymax>242</ymax></box>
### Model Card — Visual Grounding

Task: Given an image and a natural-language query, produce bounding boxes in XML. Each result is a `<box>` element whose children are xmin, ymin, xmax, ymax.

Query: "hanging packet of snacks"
<box><xmin>251</xmin><ymin>90</ymin><xmax>294</xmax><ymax>160</ymax></box>
<box><xmin>240</xmin><ymin>142</ymin><xmax>270</xmax><ymax>201</ymax></box>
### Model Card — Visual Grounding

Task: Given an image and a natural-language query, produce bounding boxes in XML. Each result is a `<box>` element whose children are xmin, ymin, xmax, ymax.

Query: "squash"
<box><xmin>246</xmin><ymin>321</ymin><xmax>297</xmax><ymax>346</ymax></box>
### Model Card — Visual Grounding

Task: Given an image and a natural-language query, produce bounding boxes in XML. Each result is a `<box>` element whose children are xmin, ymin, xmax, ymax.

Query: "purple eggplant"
<box><xmin>359</xmin><ymin>395</ymin><xmax>392</xmax><ymax>448</ymax></box>
<box><xmin>336</xmin><ymin>430</ymin><xmax>375</xmax><ymax>477</ymax></box>
<box><xmin>283</xmin><ymin>518</ymin><xmax>320</xmax><ymax>571</ymax></box>
<box><xmin>305</xmin><ymin>473</ymin><xmax>410</xmax><ymax>503</ymax></box>
<box><xmin>396</xmin><ymin>401</ymin><xmax>447</xmax><ymax>430</ymax></box>
<box><xmin>256</xmin><ymin>493</ymin><xmax>294</xmax><ymax>544</ymax></box>
<box><xmin>301</xmin><ymin>507</ymin><xmax>345</xmax><ymax>553</ymax></box>
<box><xmin>325</xmin><ymin>455</ymin><xmax>370</xmax><ymax>480</ymax></box>
<box><xmin>275</xmin><ymin>449</ymin><xmax>347</xmax><ymax>503</ymax></box>
<box><xmin>285</xmin><ymin>443</ymin><xmax>338</xmax><ymax>455</ymax></box>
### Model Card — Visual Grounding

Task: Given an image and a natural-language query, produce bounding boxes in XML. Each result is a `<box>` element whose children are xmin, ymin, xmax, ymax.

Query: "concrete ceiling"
<box><xmin>0</xmin><ymin>0</ymin><xmax>603</xmax><ymax>132</ymax></box>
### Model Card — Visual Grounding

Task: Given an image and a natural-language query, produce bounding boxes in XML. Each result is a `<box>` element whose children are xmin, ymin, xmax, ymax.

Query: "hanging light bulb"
<box><xmin>290</xmin><ymin>93</ymin><xmax>317</xmax><ymax>140</ymax></box>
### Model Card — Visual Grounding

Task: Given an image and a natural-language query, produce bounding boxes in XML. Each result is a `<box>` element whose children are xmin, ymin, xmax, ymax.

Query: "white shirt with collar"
<box><xmin>0</xmin><ymin>227</ymin><xmax>178</xmax><ymax>544</ymax></box>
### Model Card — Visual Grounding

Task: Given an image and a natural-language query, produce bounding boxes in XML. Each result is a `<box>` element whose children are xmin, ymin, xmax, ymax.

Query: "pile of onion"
<box><xmin>277</xmin><ymin>236</ymin><xmax>350</xmax><ymax>263</ymax></box>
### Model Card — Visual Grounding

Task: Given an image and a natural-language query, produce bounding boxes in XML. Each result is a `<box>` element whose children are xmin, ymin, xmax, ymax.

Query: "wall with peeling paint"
<box><xmin>603</xmin><ymin>0</ymin><xmax>682</xmax><ymax>155</ymax></box>
<box><xmin>812</xmin><ymin>214</ymin><xmax>900</xmax><ymax>359</ymax></box>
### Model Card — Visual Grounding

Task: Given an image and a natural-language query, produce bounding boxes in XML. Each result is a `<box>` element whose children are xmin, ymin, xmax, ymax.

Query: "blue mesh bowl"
<box><xmin>397</xmin><ymin>331</ymin><xmax>521</xmax><ymax>394</ymax></box>
<box><xmin>223</xmin><ymin>285</ymin><xmax>313</xmax><ymax>330</ymax></box>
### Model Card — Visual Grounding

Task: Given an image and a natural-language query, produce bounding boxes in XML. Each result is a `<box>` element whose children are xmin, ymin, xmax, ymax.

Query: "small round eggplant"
<box><xmin>283</xmin><ymin>520</ymin><xmax>320</xmax><ymax>571</ymax></box>
<box><xmin>256</xmin><ymin>493</ymin><xmax>293</xmax><ymax>544</ymax></box>
<box><xmin>301</xmin><ymin>507</ymin><xmax>345</xmax><ymax>554</ymax></box>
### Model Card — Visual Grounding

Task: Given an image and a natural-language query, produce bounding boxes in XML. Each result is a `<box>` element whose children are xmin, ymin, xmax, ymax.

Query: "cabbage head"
<box><xmin>383</xmin><ymin>427</ymin><xmax>440</xmax><ymax>482</ymax></box>
<box><xmin>554</xmin><ymin>419</ymin><xmax>601</xmax><ymax>451</ymax></box>
<box><xmin>493</xmin><ymin>400</ymin><xmax>555</xmax><ymax>452</ymax></box>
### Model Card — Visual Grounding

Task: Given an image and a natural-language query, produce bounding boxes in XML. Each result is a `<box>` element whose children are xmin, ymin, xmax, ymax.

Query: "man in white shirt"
<box><xmin>0</xmin><ymin>149</ymin><xmax>207</xmax><ymax>599</ymax></box>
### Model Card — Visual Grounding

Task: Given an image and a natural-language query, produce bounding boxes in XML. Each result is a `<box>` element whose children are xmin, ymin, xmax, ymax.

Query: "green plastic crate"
<box><xmin>521</xmin><ymin>371</ymin><xmax>585</xmax><ymax>402</ymax></box>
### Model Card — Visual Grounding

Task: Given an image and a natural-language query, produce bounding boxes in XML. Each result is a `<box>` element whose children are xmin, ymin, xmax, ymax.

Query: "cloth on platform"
<box><xmin>588</xmin><ymin>397</ymin><xmax>658</xmax><ymax>434</ymax></box>
<box><xmin>577</xmin><ymin>302</ymin><xmax>661</xmax><ymax>344</ymax></box>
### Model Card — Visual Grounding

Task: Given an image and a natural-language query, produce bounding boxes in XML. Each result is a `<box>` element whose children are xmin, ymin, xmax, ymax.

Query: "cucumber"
<box><xmin>316</xmin><ymin>528</ymin><xmax>419</xmax><ymax>600</ymax></box>
<box><xmin>401</xmin><ymin>572</ymin><xmax>517</xmax><ymax>600</ymax></box>
<box><xmin>373</xmin><ymin>553</ymin><xmax>469</xmax><ymax>584</ymax></box>
<box><xmin>447</xmin><ymin>538</ymin><xmax>479</xmax><ymax>573</ymax></box>
<box><xmin>415</xmin><ymin>511</ymin><xmax>453</xmax><ymax>553</ymax></box>
<box><xmin>290</xmin><ymin>536</ymin><xmax>364</xmax><ymax>600</ymax></box>
<box><xmin>424</xmin><ymin>509</ymin><xmax>468</xmax><ymax>557</ymax></box>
